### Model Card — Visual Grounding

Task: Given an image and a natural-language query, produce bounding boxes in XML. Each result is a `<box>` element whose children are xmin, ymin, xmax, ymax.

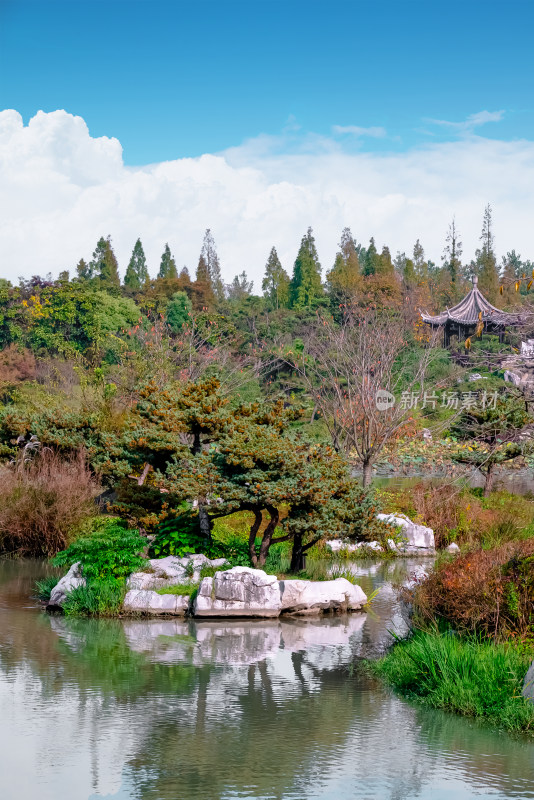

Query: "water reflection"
<box><xmin>0</xmin><ymin>559</ymin><xmax>533</xmax><ymax>800</ymax></box>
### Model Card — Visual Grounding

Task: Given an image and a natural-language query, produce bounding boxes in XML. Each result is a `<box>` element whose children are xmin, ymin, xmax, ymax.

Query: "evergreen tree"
<box><xmin>476</xmin><ymin>205</ymin><xmax>499</xmax><ymax>303</ymax></box>
<box><xmin>442</xmin><ymin>217</ymin><xmax>463</xmax><ymax>284</ymax></box>
<box><xmin>326</xmin><ymin>227</ymin><xmax>361</xmax><ymax>300</ymax></box>
<box><xmin>199</xmin><ymin>229</ymin><xmax>225</xmax><ymax>301</ymax></box>
<box><xmin>91</xmin><ymin>236</ymin><xmax>120</xmax><ymax>291</ymax></box>
<box><xmin>262</xmin><ymin>246</ymin><xmax>290</xmax><ymax>309</ymax></box>
<box><xmin>401</xmin><ymin>256</ymin><xmax>417</xmax><ymax>290</ymax></box>
<box><xmin>361</xmin><ymin>237</ymin><xmax>379</xmax><ymax>276</ymax></box>
<box><xmin>166</xmin><ymin>291</ymin><xmax>193</xmax><ymax>332</ymax></box>
<box><xmin>76</xmin><ymin>258</ymin><xmax>91</xmax><ymax>281</ymax></box>
<box><xmin>289</xmin><ymin>227</ymin><xmax>323</xmax><ymax>308</ymax></box>
<box><xmin>124</xmin><ymin>239</ymin><xmax>149</xmax><ymax>291</ymax></box>
<box><xmin>228</xmin><ymin>271</ymin><xmax>254</xmax><ymax>302</ymax></box>
<box><xmin>412</xmin><ymin>239</ymin><xmax>428</xmax><ymax>282</ymax></box>
<box><xmin>158</xmin><ymin>243</ymin><xmax>178</xmax><ymax>280</ymax></box>
<box><xmin>377</xmin><ymin>245</ymin><xmax>394</xmax><ymax>276</ymax></box>
<box><xmin>501</xmin><ymin>250</ymin><xmax>523</xmax><ymax>305</ymax></box>
<box><xmin>195</xmin><ymin>253</ymin><xmax>216</xmax><ymax>309</ymax></box>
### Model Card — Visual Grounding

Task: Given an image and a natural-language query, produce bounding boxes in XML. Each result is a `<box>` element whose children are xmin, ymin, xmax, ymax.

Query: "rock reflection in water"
<box><xmin>1</xmin><ymin>559</ymin><xmax>534</xmax><ymax>800</ymax></box>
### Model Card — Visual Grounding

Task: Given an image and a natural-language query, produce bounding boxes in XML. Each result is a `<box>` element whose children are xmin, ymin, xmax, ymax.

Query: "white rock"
<box><xmin>123</xmin><ymin>589</ymin><xmax>189</xmax><ymax>615</ymax></box>
<box><xmin>522</xmin><ymin>660</ymin><xmax>534</xmax><ymax>703</ymax></box>
<box><xmin>446</xmin><ymin>543</ymin><xmax>460</xmax><ymax>553</ymax></box>
<box><xmin>403</xmin><ymin>565</ymin><xmax>430</xmax><ymax>591</ymax></box>
<box><xmin>48</xmin><ymin>562</ymin><xmax>86</xmax><ymax>607</ymax></box>
<box><xmin>127</xmin><ymin>553</ymin><xmax>228</xmax><ymax>590</ymax></box>
<box><xmin>377</xmin><ymin>513</ymin><xmax>435</xmax><ymax>551</ymax></box>
<box><xmin>280</xmin><ymin>577</ymin><xmax>367</xmax><ymax>614</ymax></box>
<box><xmin>325</xmin><ymin>539</ymin><xmax>359</xmax><ymax>553</ymax></box>
<box><xmin>193</xmin><ymin>566</ymin><xmax>281</xmax><ymax>618</ymax></box>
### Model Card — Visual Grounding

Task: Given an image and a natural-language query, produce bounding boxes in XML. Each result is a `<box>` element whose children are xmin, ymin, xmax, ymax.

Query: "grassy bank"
<box><xmin>373</xmin><ymin>629</ymin><xmax>534</xmax><ymax>735</ymax></box>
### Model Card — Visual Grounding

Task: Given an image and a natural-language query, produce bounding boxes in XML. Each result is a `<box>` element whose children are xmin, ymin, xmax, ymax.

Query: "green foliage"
<box><xmin>165</xmin><ymin>291</ymin><xmax>192</xmax><ymax>332</ymax></box>
<box><xmin>34</xmin><ymin>574</ymin><xmax>62</xmax><ymax>602</ymax></box>
<box><xmin>262</xmin><ymin>246</ymin><xmax>290</xmax><ymax>309</ymax></box>
<box><xmin>150</xmin><ymin>509</ymin><xmax>206</xmax><ymax>558</ymax></box>
<box><xmin>52</xmin><ymin>518</ymin><xmax>147</xmax><ymax>580</ymax></box>
<box><xmin>373</xmin><ymin>629</ymin><xmax>534</xmax><ymax>735</ymax></box>
<box><xmin>158</xmin><ymin>243</ymin><xmax>178</xmax><ymax>280</ymax></box>
<box><xmin>289</xmin><ymin>227</ymin><xmax>323</xmax><ymax>308</ymax></box>
<box><xmin>63</xmin><ymin>579</ymin><xmax>126</xmax><ymax>617</ymax></box>
<box><xmin>124</xmin><ymin>238</ymin><xmax>149</xmax><ymax>291</ymax></box>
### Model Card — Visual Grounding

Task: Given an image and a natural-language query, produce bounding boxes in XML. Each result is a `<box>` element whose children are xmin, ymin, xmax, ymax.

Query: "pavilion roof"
<box><xmin>421</xmin><ymin>276</ymin><xmax>525</xmax><ymax>327</ymax></box>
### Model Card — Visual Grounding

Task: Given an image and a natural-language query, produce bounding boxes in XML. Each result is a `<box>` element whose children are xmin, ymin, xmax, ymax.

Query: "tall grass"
<box><xmin>374</xmin><ymin>629</ymin><xmax>534</xmax><ymax>735</ymax></box>
<box><xmin>0</xmin><ymin>451</ymin><xmax>99</xmax><ymax>557</ymax></box>
<box><xmin>63</xmin><ymin>579</ymin><xmax>126</xmax><ymax>617</ymax></box>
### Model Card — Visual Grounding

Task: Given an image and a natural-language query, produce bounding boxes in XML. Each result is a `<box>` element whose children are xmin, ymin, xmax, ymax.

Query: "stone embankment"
<box><xmin>47</xmin><ymin>556</ymin><xmax>367</xmax><ymax>619</ymax></box>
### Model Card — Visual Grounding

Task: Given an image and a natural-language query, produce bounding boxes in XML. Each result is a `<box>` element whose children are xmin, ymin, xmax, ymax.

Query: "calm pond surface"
<box><xmin>1</xmin><ymin>559</ymin><xmax>533</xmax><ymax>800</ymax></box>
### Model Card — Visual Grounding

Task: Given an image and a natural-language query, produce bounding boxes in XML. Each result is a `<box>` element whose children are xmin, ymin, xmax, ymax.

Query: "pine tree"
<box><xmin>158</xmin><ymin>243</ymin><xmax>178</xmax><ymax>280</ymax></box>
<box><xmin>76</xmin><ymin>258</ymin><xmax>91</xmax><ymax>281</ymax></box>
<box><xmin>228</xmin><ymin>271</ymin><xmax>254</xmax><ymax>301</ymax></box>
<box><xmin>91</xmin><ymin>236</ymin><xmax>120</xmax><ymax>290</ymax></box>
<box><xmin>442</xmin><ymin>218</ymin><xmax>463</xmax><ymax>285</ymax></box>
<box><xmin>124</xmin><ymin>239</ymin><xmax>149</xmax><ymax>291</ymax></box>
<box><xmin>476</xmin><ymin>204</ymin><xmax>500</xmax><ymax>303</ymax></box>
<box><xmin>362</xmin><ymin>237</ymin><xmax>379</xmax><ymax>276</ymax></box>
<box><xmin>199</xmin><ymin>229</ymin><xmax>225</xmax><ymax>301</ymax></box>
<box><xmin>262</xmin><ymin>247</ymin><xmax>290</xmax><ymax>309</ymax></box>
<box><xmin>377</xmin><ymin>245</ymin><xmax>394</xmax><ymax>276</ymax></box>
<box><xmin>289</xmin><ymin>227</ymin><xmax>323</xmax><ymax>308</ymax></box>
<box><xmin>195</xmin><ymin>253</ymin><xmax>216</xmax><ymax>309</ymax></box>
<box><xmin>326</xmin><ymin>227</ymin><xmax>361</xmax><ymax>301</ymax></box>
<box><xmin>412</xmin><ymin>239</ymin><xmax>428</xmax><ymax>282</ymax></box>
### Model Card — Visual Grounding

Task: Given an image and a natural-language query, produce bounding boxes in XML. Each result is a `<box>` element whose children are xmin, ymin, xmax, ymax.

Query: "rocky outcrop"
<box><xmin>377</xmin><ymin>513</ymin><xmax>435</xmax><ymax>553</ymax></box>
<box><xmin>279</xmin><ymin>577</ymin><xmax>366</xmax><ymax>614</ymax></box>
<box><xmin>326</xmin><ymin>514</ymin><xmax>435</xmax><ymax>556</ymax></box>
<box><xmin>48</xmin><ymin>562</ymin><xmax>85</xmax><ymax>608</ymax></box>
<box><xmin>127</xmin><ymin>554</ymin><xmax>228</xmax><ymax>591</ymax></box>
<box><xmin>123</xmin><ymin>589</ymin><xmax>189</xmax><ymax>616</ymax></box>
<box><xmin>193</xmin><ymin>566</ymin><xmax>281</xmax><ymax>618</ymax></box>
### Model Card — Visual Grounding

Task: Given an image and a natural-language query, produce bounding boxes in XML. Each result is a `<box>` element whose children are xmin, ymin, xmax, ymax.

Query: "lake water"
<box><xmin>1</xmin><ymin>559</ymin><xmax>533</xmax><ymax>800</ymax></box>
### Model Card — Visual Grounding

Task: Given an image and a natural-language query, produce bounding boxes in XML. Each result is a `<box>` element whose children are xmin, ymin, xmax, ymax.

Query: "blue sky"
<box><xmin>0</xmin><ymin>0</ymin><xmax>533</xmax><ymax>283</ymax></box>
<box><xmin>2</xmin><ymin>0</ymin><xmax>533</xmax><ymax>164</ymax></box>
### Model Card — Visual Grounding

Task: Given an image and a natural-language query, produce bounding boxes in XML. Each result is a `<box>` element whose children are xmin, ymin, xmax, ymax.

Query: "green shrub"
<box><xmin>373</xmin><ymin>629</ymin><xmax>534</xmax><ymax>735</ymax></box>
<box><xmin>150</xmin><ymin>508</ymin><xmax>207</xmax><ymax>558</ymax></box>
<box><xmin>63</xmin><ymin>579</ymin><xmax>126</xmax><ymax>617</ymax></box>
<box><xmin>52</xmin><ymin>518</ymin><xmax>147</xmax><ymax>580</ymax></box>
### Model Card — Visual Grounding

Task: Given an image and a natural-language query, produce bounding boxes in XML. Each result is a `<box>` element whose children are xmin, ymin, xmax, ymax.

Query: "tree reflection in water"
<box><xmin>1</xmin><ymin>559</ymin><xmax>534</xmax><ymax>800</ymax></box>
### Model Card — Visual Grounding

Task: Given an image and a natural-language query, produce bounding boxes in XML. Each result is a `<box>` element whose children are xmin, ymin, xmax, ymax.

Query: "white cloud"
<box><xmin>425</xmin><ymin>109</ymin><xmax>505</xmax><ymax>132</ymax></box>
<box><xmin>332</xmin><ymin>125</ymin><xmax>387</xmax><ymax>138</ymax></box>
<box><xmin>0</xmin><ymin>109</ymin><xmax>533</xmax><ymax>288</ymax></box>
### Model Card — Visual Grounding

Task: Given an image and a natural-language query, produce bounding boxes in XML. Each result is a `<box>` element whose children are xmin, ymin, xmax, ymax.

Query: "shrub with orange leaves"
<box><xmin>414</xmin><ymin>538</ymin><xmax>534</xmax><ymax>639</ymax></box>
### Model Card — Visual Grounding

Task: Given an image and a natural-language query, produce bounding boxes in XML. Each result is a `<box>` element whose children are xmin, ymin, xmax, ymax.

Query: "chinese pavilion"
<box><xmin>420</xmin><ymin>275</ymin><xmax>525</xmax><ymax>347</ymax></box>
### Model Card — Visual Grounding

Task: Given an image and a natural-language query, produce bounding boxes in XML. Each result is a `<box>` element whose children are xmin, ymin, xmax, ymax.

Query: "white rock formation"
<box><xmin>446</xmin><ymin>542</ymin><xmax>460</xmax><ymax>554</ymax></box>
<box><xmin>127</xmin><ymin>554</ymin><xmax>228</xmax><ymax>591</ymax></box>
<box><xmin>193</xmin><ymin>566</ymin><xmax>281</xmax><ymax>618</ymax></box>
<box><xmin>279</xmin><ymin>577</ymin><xmax>366</xmax><ymax>614</ymax></box>
<box><xmin>48</xmin><ymin>562</ymin><xmax>85</xmax><ymax>607</ymax></box>
<box><xmin>376</xmin><ymin>513</ymin><xmax>435</xmax><ymax>552</ymax></box>
<box><xmin>123</xmin><ymin>589</ymin><xmax>189</xmax><ymax>615</ymax></box>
